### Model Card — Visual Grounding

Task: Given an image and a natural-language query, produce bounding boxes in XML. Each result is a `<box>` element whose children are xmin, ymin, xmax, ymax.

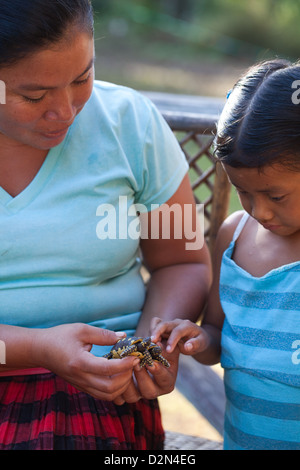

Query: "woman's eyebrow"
<box><xmin>18</xmin><ymin>57</ymin><xmax>95</xmax><ymax>91</ymax></box>
<box><xmin>75</xmin><ymin>56</ymin><xmax>95</xmax><ymax>80</ymax></box>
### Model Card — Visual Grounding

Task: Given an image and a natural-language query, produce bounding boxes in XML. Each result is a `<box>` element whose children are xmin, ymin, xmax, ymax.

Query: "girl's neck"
<box><xmin>233</xmin><ymin>216</ymin><xmax>300</xmax><ymax>278</ymax></box>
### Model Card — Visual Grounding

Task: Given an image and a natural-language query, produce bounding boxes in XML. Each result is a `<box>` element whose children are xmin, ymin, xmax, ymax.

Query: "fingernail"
<box><xmin>116</xmin><ymin>332</ymin><xmax>126</xmax><ymax>338</ymax></box>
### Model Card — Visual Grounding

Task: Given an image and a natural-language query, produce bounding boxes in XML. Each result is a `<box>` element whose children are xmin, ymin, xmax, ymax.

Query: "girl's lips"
<box><xmin>262</xmin><ymin>224</ymin><xmax>281</xmax><ymax>231</ymax></box>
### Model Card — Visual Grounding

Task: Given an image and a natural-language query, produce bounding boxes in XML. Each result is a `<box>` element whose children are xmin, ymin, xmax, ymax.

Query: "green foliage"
<box><xmin>91</xmin><ymin>0</ymin><xmax>300</xmax><ymax>60</ymax></box>
<box><xmin>90</xmin><ymin>0</ymin><xmax>298</xmax><ymax>215</ymax></box>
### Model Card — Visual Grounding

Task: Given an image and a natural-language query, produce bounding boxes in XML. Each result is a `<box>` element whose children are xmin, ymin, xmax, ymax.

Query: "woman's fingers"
<box><xmin>82</xmin><ymin>325</ymin><xmax>126</xmax><ymax>348</ymax></box>
<box><xmin>83</xmin><ymin>353</ymin><xmax>139</xmax><ymax>376</ymax></box>
<box><xmin>113</xmin><ymin>376</ymin><xmax>142</xmax><ymax>405</ymax></box>
<box><xmin>80</xmin><ymin>361</ymin><xmax>137</xmax><ymax>401</ymax></box>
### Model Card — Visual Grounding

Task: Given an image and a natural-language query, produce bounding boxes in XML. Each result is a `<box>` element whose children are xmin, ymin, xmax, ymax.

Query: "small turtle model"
<box><xmin>103</xmin><ymin>336</ymin><xmax>170</xmax><ymax>368</ymax></box>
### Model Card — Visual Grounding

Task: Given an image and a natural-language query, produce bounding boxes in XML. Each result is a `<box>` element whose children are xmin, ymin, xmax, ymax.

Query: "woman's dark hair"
<box><xmin>0</xmin><ymin>0</ymin><xmax>94</xmax><ymax>67</ymax></box>
<box><xmin>215</xmin><ymin>58</ymin><xmax>300</xmax><ymax>170</ymax></box>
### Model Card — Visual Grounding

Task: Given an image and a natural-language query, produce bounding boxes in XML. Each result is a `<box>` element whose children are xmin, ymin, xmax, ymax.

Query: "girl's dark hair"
<box><xmin>215</xmin><ymin>58</ymin><xmax>300</xmax><ymax>169</ymax></box>
<box><xmin>0</xmin><ymin>0</ymin><xmax>94</xmax><ymax>67</ymax></box>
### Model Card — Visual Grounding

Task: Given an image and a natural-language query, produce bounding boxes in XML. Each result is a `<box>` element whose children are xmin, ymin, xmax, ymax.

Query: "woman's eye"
<box><xmin>73</xmin><ymin>72</ymin><xmax>92</xmax><ymax>86</ymax></box>
<box><xmin>21</xmin><ymin>69</ymin><xmax>93</xmax><ymax>103</ymax></box>
<box><xmin>23</xmin><ymin>95</ymin><xmax>45</xmax><ymax>104</ymax></box>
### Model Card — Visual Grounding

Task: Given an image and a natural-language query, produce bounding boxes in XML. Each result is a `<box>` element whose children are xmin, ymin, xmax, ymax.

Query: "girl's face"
<box><xmin>0</xmin><ymin>28</ymin><xmax>95</xmax><ymax>151</ymax></box>
<box><xmin>224</xmin><ymin>163</ymin><xmax>300</xmax><ymax>237</ymax></box>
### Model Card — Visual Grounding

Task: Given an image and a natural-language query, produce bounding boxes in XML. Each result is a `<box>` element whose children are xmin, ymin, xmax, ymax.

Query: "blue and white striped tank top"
<box><xmin>220</xmin><ymin>212</ymin><xmax>300</xmax><ymax>450</ymax></box>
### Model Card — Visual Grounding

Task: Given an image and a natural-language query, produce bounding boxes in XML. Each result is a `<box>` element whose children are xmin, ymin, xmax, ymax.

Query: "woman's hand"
<box><xmin>33</xmin><ymin>323</ymin><xmax>139</xmax><ymax>401</ymax></box>
<box><xmin>112</xmin><ymin>339</ymin><xmax>180</xmax><ymax>405</ymax></box>
<box><xmin>135</xmin><ymin>344</ymin><xmax>179</xmax><ymax>398</ymax></box>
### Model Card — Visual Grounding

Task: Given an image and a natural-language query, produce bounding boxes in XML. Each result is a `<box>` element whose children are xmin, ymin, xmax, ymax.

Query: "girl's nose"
<box><xmin>251</xmin><ymin>199</ymin><xmax>273</xmax><ymax>224</ymax></box>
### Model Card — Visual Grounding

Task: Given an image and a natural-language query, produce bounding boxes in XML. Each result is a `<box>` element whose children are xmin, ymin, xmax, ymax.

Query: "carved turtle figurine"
<box><xmin>103</xmin><ymin>336</ymin><xmax>170</xmax><ymax>368</ymax></box>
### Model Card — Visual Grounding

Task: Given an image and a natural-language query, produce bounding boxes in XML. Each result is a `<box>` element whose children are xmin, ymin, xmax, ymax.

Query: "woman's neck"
<box><xmin>0</xmin><ymin>141</ymin><xmax>48</xmax><ymax>197</ymax></box>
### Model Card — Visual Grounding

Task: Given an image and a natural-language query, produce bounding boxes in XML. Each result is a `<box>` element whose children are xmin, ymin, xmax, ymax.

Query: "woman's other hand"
<box><xmin>33</xmin><ymin>323</ymin><xmax>139</xmax><ymax>401</ymax></box>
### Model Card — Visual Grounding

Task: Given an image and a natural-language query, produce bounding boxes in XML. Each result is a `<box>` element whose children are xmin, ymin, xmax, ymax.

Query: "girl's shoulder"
<box><xmin>215</xmin><ymin>210</ymin><xmax>246</xmax><ymax>251</ymax></box>
<box><xmin>209</xmin><ymin>210</ymin><xmax>247</xmax><ymax>267</ymax></box>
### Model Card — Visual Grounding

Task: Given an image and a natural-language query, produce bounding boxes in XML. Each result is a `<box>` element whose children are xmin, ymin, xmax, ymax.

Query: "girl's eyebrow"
<box><xmin>18</xmin><ymin>56</ymin><xmax>95</xmax><ymax>92</ymax></box>
<box><xmin>228</xmin><ymin>181</ymin><xmax>244</xmax><ymax>191</ymax></box>
<box><xmin>229</xmin><ymin>176</ymin><xmax>283</xmax><ymax>191</ymax></box>
<box><xmin>233</xmin><ymin>182</ymin><xmax>285</xmax><ymax>193</ymax></box>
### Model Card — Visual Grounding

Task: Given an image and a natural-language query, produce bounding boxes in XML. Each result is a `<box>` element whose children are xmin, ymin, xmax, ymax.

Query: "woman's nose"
<box><xmin>44</xmin><ymin>89</ymin><xmax>76</xmax><ymax>123</ymax></box>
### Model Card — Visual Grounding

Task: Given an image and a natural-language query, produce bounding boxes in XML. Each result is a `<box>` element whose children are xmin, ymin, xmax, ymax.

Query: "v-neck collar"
<box><xmin>0</xmin><ymin>137</ymin><xmax>66</xmax><ymax>214</ymax></box>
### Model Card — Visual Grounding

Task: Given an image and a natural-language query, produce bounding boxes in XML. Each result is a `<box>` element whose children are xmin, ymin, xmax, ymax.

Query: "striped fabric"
<box><xmin>0</xmin><ymin>372</ymin><xmax>164</xmax><ymax>450</ymax></box>
<box><xmin>220</xmin><ymin>213</ymin><xmax>300</xmax><ymax>450</ymax></box>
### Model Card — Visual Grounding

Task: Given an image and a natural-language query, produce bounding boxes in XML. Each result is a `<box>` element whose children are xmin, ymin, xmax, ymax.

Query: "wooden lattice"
<box><xmin>170</xmin><ymin>126</ymin><xmax>230</xmax><ymax>255</ymax></box>
<box><xmin>176</xmin><ymin>131</ymin><xmax>216</xmax><ymax>237</ymax></box>
<box><xmin>143</xmin><ymin>91</ymin><xmax>230</xmax><ymax>254</ymax></box>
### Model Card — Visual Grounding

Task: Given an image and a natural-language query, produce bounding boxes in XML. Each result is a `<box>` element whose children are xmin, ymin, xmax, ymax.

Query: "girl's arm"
<box><xmin>151</xmin><ymin>210</ymin><xmax>244</xmax><ymax>366</ymax></box>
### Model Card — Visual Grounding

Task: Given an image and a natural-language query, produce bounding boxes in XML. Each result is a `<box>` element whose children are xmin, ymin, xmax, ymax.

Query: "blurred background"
<box><xmin>91</xmin><ymin>0</ymin><xmax>299</xmax><ymax>97</ymax></box>
<box><xmin>90</xmin><ymin>0</ymin><xmax>300</xmax><ymax>444</ymax></box>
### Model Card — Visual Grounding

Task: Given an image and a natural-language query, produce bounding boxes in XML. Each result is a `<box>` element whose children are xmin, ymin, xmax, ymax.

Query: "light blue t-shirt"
<box><xmin>0</xmin><ymin>81</ymin><xmax>188</xmax><ymax>356</ymax></box>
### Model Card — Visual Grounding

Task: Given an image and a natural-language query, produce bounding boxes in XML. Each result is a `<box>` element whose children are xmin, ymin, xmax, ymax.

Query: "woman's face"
<box><xmin>0</xmin><ymin>28</ymin><xmax>95</xmax><ymax>150</ymax></box>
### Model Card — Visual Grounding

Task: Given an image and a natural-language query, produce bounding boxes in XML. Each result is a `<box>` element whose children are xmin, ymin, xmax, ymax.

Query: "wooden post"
<box><xmin>208</xmin><ymin>161</ymin><xmax>231</xmax><ymax>256</ymax></box>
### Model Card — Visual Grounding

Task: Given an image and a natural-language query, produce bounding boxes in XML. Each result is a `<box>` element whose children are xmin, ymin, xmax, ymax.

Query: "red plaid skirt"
<box><xmin>0</xmin><ymin>372</ymin><xmax>164</xmax><ymax>450</ymax></box>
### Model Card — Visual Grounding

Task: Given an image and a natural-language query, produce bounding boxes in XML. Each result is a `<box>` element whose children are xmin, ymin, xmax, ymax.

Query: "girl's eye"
<box><xmin>270</xmin><ymin>195</ymin><xmax>285</xmax><ymax>202</ymax></box>
<box><xmin>235</xmin><ymin>188</ymin><xmax>248</xmax><ymax>196</ymax></box>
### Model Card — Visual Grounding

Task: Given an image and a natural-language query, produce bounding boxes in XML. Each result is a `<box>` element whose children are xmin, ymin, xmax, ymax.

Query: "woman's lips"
<box><xmin>42</xmin><ymin>127</ymin><xmax>69</xmax><ymax>139</ymax></box>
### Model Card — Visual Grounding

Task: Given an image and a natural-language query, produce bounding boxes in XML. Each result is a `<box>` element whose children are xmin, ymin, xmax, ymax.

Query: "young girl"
<box><xmin>152</xmin><ymin>59</ymin><xmax>300</xmax><ymax>450</ymax></box>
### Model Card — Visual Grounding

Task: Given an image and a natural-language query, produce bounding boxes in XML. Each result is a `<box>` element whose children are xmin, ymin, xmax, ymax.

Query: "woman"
<box><xmin>0</xmin><ymin>0</ymin><xmax>211</xmax><ymax>450</ymax></box>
